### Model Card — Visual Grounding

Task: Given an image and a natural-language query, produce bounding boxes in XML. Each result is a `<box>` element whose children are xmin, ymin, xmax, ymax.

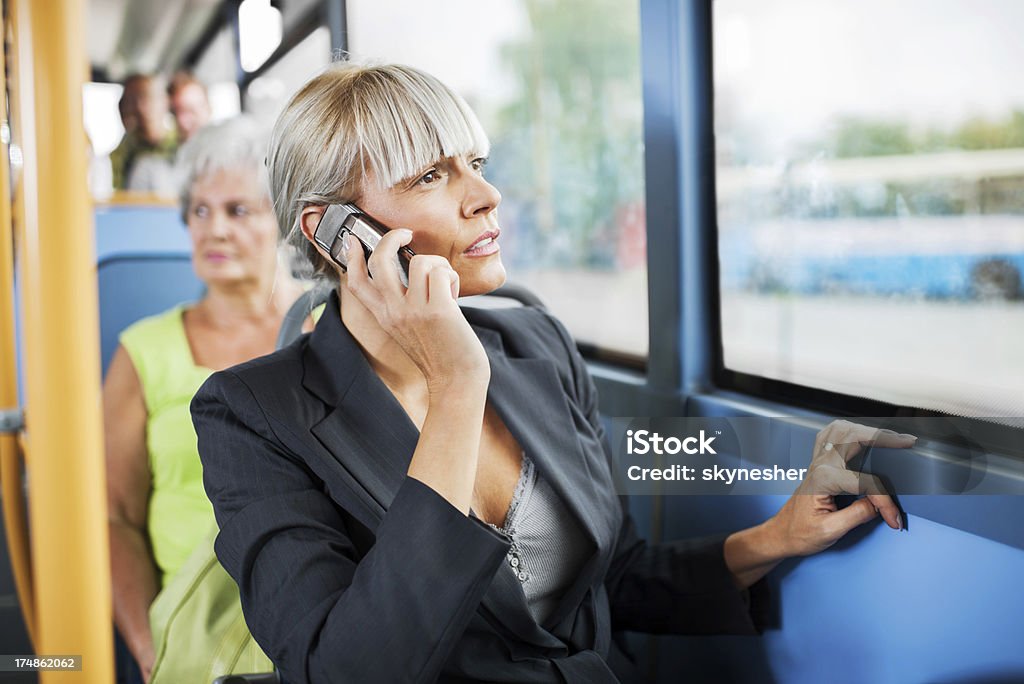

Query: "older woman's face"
<box><xmin>187</xmin><ymin>167</ymin><xmax>279</xmax><ymax>288</ymax></box>
<box><xmin>357</xmin><ymin>154</ymin><xmax>505</xmax><ymax>296</ymax></box>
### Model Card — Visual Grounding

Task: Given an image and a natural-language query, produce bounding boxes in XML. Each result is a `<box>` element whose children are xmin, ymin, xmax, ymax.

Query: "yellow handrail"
<box><xmin>8</xmin><ymin>0</ymin><xmax>114</xmax><ymax>681</ymax></box>
<box><xmin>0</xmin><ymin>436</ymin><xmax>34</xmax><ymax>645</ymax></box>
<box><xmin>0</xmin><ymin>0</ymin><xmax>35</xmax><ymax>648</ymax></box>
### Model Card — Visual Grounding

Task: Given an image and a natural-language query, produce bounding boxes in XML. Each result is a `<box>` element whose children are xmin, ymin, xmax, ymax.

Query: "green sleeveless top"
<box><xmin>120</xmin><ymin>304</ymin><xmax>215</xmax><ymax>588</ymax></box>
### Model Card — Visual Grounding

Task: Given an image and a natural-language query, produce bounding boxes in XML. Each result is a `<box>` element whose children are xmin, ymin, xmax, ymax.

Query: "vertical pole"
<box><xmin>0</xmin><ymin>0</ymin><xmax>35</xmax><ymax>648</ymax></box>
<box><xmin>228</xmin><ymin>0</ymin><xmax>246</xmax><ymax>108</ymax></box>
<box><xmin>326</xmin><ymin>0</ymin><xmax>348</xmax><ymax>55</ymax></box>
<box><xmin>12</xmin><ymin>0</ymin><xmax>114</xmax><ymax>680</ymax></box>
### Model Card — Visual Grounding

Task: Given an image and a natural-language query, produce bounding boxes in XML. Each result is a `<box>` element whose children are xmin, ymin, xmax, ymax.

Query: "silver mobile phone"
<box><xmin>313</xmin><ymin>203</ymin><xmax>414</xmax><ymax>287</ymax></box>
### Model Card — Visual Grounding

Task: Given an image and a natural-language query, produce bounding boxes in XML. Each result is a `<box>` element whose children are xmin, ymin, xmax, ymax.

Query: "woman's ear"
<box><xmin>299</xmin><ymin>205</ymin><xmax>327</xmax><ymax>244</ymax></box>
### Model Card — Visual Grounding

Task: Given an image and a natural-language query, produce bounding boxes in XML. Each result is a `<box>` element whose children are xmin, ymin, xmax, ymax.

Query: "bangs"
<box><xmin>351</xmin><ymin>67</ymin><xmax>490</xmax><ymax>189</ymax></box>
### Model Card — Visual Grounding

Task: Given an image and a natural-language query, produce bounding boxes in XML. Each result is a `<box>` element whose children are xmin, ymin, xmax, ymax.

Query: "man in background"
<box><xmin>168</xmin><ymin>72</ymin><xmax>212</xmax><ymax>144</ymax></box>
<box><xmin>109</xmin><ymin>74</ymin><xmax>178</xmax><ymax>192</ymax></box>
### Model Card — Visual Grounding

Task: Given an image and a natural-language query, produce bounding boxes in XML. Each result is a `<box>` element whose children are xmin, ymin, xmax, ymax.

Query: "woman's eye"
<box><xmin>417</xmin><ymin>168</ymin><xmax>442</xmax><ymax>185</ymax></box>
<box><xmin>192</xmin><ymin>205</ymin><xmax>209</xmax><ymax>219</ymax></box>
<box><xmin>230</xmin><ymin>204</ymin><xmax>249</xmax><ymax>217</ymax></box>
<box><xmin>471</xmin><ymin>157</ymin><xmax>488</xmax><ymax>174</ymax></box>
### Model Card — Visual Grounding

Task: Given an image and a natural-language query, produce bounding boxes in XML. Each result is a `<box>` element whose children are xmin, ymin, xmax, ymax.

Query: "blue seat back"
<box><xmin>95</xmin><ymin>205</ymin><xmax>204</xmax><ymax>376</ymax></box>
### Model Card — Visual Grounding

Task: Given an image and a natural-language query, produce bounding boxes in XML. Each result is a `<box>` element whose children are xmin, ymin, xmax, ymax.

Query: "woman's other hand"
<box><xmin>724</xmin><ymin>420</ymin><xmax>916</xmax><ymax>588</ymax></box>
<box><xmin>344</xmin><ymin>228</ymin><xmax>490</xmax><ymax>392</ymax></box>
<box><xmin>769</xmin><ymin>420</ymin><xmax>916</xmax><ymax>557</ymax></box>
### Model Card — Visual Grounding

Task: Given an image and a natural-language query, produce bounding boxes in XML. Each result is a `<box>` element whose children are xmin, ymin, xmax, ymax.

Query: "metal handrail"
<box><xmin>5</xmin><ymin>1</ymin><xmax>114</xmax><ymax>680</ymax></box>
<box><xmin>0</xmin><ymin>0</ymin><xmax>35</xmax><ymax>648</ymax></box>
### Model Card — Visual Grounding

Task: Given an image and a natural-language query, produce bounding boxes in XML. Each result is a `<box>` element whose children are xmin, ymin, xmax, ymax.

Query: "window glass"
<box><xmin>244</xmin><ymin>27</ymin><xmax>332</xmax><ymax>128</ymax></box>
<box><xmin>194</xmin><ymin>27</ymin><xmax>237</xmax><ymax>84</ymax></box>
<box><xmin>83</xmin><ymin>82</ymin><xmax>124</xmax><ymax>158</ymax></box>
<box><xmin>348</xmin><ymin>0</ymin><xmax>648</xmax><ymax>356</ymax></box>
<box><xmin>714</xmin><ymin>0</ymin><xmax>1024</xmax><ymax>418</ymax></box>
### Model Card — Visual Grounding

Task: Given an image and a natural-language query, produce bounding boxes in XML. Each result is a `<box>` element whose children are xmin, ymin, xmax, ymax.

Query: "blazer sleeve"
<box><xmin>538</xmin><ymin>310</ymin><xmax>768</xmax><ymax>636</ymax></box>
<box><xmin>191</xmin><ymin>370</ymin><xmax>511</xmax><ymax>684</ymax></box>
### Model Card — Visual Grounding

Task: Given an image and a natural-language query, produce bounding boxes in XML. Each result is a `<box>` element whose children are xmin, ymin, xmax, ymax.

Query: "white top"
<box><xmin>481</xmin><ymin>454</ymin><xmax>591</xmax><ymax>624</ymax></box>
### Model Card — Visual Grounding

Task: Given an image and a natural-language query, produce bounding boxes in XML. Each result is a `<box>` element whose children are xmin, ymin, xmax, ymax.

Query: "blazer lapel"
<box><xmin>482</xmin><ymin>345</ymin><xmax>605</xmax><ymax>551</ymax></box>
<box><xmin>480</xmin><ymin>333</ymin><xmax>617</xmax><ymax>631</ymax></box>
<box><xmin>302</xmin><ymin>292</ymin><xmax>419</xmax><ymax>525</ymax></box>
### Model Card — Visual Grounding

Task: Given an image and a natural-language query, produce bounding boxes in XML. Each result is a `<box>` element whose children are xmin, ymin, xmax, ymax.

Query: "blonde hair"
<box><xmin>267</xmin><ymin>61</ymin><xmax>490</xmax><ymax>283</ymax></box>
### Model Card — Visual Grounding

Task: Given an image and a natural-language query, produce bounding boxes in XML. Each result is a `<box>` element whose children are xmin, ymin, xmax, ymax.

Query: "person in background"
<box><xmin>109</xmin><ymin>74</ymin><xmax>178</xmax><ymax>191</ymax></box>
<box><xmin>168</xmin><ymin>72</ymin><xmax>212</xmax><ymax>144</ymax></box>
<box><xmin>104</xmin><ymin>117</ymin><xmax>306</xmax><ymax>682</ymax></box>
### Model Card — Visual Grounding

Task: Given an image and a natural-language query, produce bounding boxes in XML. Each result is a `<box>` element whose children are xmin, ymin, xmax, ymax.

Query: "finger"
<box><xmin>450</xmin><ymin>270</ymin><xmax>461</xmax><ymax>299</ymax></box>
<box><xmin>814</xmin><ymin>419</ymin><xmax>852</xmax><ymax>452</ymax></box>
<box><xmin>818</xmin><ymin>424</ymin><xmax>917</xmax><ymax>464</ymax></box>
<box><xmin>811</xmin><ymin>464</ymin><xmax>902</xmax><ymax>530</ymax></box>
<box><xmin>864</xmin><ymin>428</ymin><xmax>918</xmax><ymax>449</ymax></box>
<box><xmin>840</xmin><ymin>423</ymin><xmax>917</xmax><ymax>451</ymax></box>
<box><xmin>815</xmin><ymin>438</ymin><xmax>862</xmax><ymax>465</ymax></box>
<box><xmin>366</xmin><ymin>229</ymin><xmax>412</xmax><ymax>298</ymax></box>
<box><xmin>427</xmin><ymin>265</ymin><xmax>458</xmax><ymax>305</ymax></box>
<box><xmin>810</xmin><ymin>464</ymin><xmax>888</xmax><ymax>497</ymax></box>
<box><xmin>343</xmin><ymin>234</ymin><xmax>385</xmax><ymax>312</ymax></box>
<box><xmin>820</xmin><ymin>421</ymin><xmax>864</xmax><ymax>462</ymax></box>
<box><xmin>407</xmin><ymin>255</ymin><xmax>452</xmax><ymax>306</ymax></box>
<box><xmin>865</xmin><ymin>492</ymin><xmax>902</xmax><ymax>530</ymax></box>
<box><xmin>822</xmin><ymin>498</ymin><xmax>879</xmax><ymax>540</ymax></box>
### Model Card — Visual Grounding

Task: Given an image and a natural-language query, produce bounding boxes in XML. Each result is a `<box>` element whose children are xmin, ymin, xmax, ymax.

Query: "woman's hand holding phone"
<box><xmin>343</xmin><ymin>228</ymin><xmax>490</xmax><ymax>394</ymax></box>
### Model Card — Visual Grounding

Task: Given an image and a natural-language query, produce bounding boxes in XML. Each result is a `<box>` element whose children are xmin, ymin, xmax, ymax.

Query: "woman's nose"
<box><xmin>463</xmin><ymin>174</ymin><xmax>502</xmax><ymax>218</ymax></box>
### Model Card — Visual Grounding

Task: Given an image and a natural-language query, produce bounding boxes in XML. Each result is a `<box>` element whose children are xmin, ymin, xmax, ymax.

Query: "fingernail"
<box><xmin>341</xmin><ymin>234</ymin><xmax>351</xmax><ymax>253</ymax></box>
<box><xmin>896</xmin><ymin>513</ymin><xmax>903</xmax><ymax>530</ymax></box>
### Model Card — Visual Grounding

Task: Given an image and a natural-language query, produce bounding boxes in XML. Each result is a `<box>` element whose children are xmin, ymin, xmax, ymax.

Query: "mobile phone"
<box><xmin>313</xmin><ymin>203</ymin><xmax>415</xmax><ymax>287</ymax></box>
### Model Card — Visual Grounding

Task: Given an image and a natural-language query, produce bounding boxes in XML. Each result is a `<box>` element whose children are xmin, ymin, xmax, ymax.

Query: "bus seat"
<box><xmin>274</xmin><ymin>282</ymin><xmax>548</xmax><ymax>351</ymax></box>
<box><xmin>95</xmin><ymin>205</ymin><xmax>203</xmax><ymax>376</ymax></box>
<box><xmin>275</xmin><ymin>287</ymin><xmax>331</xmax><ymax>351</ymax></box>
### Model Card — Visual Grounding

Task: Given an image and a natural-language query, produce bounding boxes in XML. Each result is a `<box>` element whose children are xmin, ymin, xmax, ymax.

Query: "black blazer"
<box><xmin>192</xmin><ymin>292</ymin><xmax>764</xmax><ymax>684</ymax></box>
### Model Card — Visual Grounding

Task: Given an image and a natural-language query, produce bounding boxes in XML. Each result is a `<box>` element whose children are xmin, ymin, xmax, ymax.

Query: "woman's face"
<box><xmin>356</xmin><ymin>154</ymin><xmax>506</xmax><ymax>296</ymax></box>
<box><xmin>187</xmin><ymin>167</ymin><xmax>279</xmax><ymax>288</ymax></box>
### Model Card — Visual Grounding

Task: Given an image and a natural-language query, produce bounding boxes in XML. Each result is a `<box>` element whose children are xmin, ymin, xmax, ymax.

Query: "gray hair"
<box><xmin>267</xmin><ymin>61</ymin><xmax>490</xmax><ymax>284</ymax></box>
<box><xmin>178</xmin><ymin>116</ymin><xmax>271</xmax><ymax>222</ymax></box>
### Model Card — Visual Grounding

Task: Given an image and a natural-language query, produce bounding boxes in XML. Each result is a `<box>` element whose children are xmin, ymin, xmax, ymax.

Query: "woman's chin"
<box><xmin>459</xmin><ymin>261</ymin><xmax>507</xmax><ymax>298</ymax></box>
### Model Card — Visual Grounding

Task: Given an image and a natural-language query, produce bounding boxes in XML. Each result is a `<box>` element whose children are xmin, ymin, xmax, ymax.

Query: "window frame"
<box><xmin>700</xmin><ymin>1</ymin><xmax>1024</xmax><ymax>460</ymax></box>
<box><xmin>582</xmin><ymin>0</ymin><xmax>1024</xmax><ymax>553</ymax></box>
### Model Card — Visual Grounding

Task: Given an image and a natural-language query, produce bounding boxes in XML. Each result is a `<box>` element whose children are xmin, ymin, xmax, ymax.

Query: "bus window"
<box><xmin>713</xmin><ymin>0</ymin><xmax>1024</xmax><ymax>419</ymax></box>
<box><xmin>244</xmin><ymin>27</ymin><xmax>332</xmax><ymax>128</ymax></box>
<box><xmin>347</xmin><ymin>0</ymin><xmax>649</xmax><ymax>359</ymax></box>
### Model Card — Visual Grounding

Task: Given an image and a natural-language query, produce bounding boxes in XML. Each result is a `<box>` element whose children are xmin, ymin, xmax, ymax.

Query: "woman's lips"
<box><xmin>463</xmin><ymin>230</ymin><xmax>500</xmax><ymax>257</ymax></box>
<box><xmin>204</xmin><ymin>252</ymin><xmax>231</xmax><ymax>262</ymax></box>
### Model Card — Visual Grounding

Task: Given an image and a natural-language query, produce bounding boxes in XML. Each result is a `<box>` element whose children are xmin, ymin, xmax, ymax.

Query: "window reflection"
<box><xmin>715</xmin><ymin>0</ymin><xmax>1024</xmax><ymax>418</ymax></box>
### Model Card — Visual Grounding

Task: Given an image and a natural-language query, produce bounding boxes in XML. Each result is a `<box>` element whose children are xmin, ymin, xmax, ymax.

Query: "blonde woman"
<box><xmin>192</xmin><ymin>63</ymin><xmax>912</xmax><ymax>684</ymax></box>
<box><xmin>105</xmin><ymin>117</ymin><xmax>305</xmax><ymax>681</ymax></box>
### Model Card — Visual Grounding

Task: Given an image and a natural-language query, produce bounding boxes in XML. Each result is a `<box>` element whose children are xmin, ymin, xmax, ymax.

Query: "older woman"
<box><xmin>104</xmin><ymin>117</ymin><xmax>306</xmax><ymax>681</ymax></box>
<box><xmin>192</xmin><ymin>63</ymin><xmax>913</xmax><ymax>684</ymax></box>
